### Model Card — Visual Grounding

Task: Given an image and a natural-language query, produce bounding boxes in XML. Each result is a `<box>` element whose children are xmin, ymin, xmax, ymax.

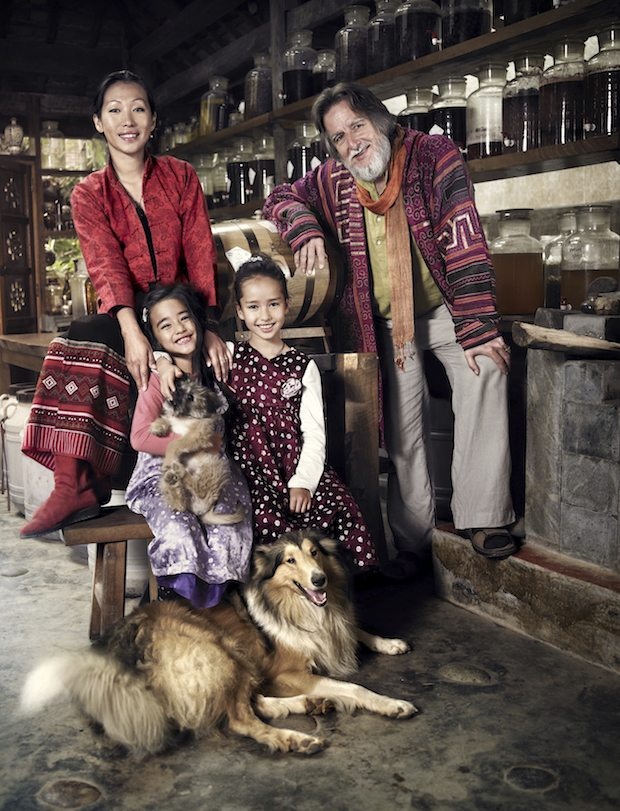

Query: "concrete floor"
<box><xmin>2</xmin><ymin>498</ymin><xmax>620</xmax><ymax>811</ymax></box>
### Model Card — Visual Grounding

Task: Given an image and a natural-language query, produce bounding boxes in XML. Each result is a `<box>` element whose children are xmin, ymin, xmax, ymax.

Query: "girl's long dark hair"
<box><xmin>139</xmin><ymin>284</ymin><xmax>214</xmax><ymax>387</ymax></box>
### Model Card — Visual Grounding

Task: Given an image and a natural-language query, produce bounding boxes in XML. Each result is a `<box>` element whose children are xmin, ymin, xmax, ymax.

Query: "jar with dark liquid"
<box><xmin>502</xmin><ymin>53</ymin><xmax>544</xmax><ymax>153</ymax></box>
<box><xmin>584</xmin><ymin>22</ymin><xmax>620</xmax><ymax>138</ymax></box>
<box><xmin>244</xmin><ymin>52</ymin><xmax>273</xmax><ymax>120</ymax></box>
<box><xmin>313</xmin><ymin>50</ymin><xmax>337</xmax><ymax>94</ymax></box>
<box><xmin>429</xmin><ymin>76</ymin><xmax>468</xmax><ymax>153</ymax></box>
<box><xmin>287</xmin><ymin>124</ymin><xmax>317</xmax><ymax>182</ymax></box>
<box><xmin>283</xmin><ymin>30</ymin><xmax>317</xmax><ymax>105</ymax></box>
<box><xmin>335</xmin><ymin>5</ymin><xmax>370</xmax><ymax>82</ymax></box>
<box><xmin>310</xmin><ymin>129</ymin><xmax>329</xmax><ymax>169</ymax></box>
<box><xmin>489</xmin><ymin>208</ymin><xmax>544</xmax><ymax>315</ymax></box>
<box><xmin>502</xmin><ymin>0</ymin><xmax>553</xmax><ymax>25</ymax></box>
<box><xmin>199</xmin><ymin>76</ymin><xmax>233</xmax><ymax>136</ymax></box>
<box><xmin>248</xmin><ymin>135</ymin><xmax>275</xmax><ymax>201</ymax></box>
<box><xmin>368</xmin><ymin>0</ymin><xmax>398</xmax><ymax>74</ymax></box>
<box><xmin>543</xmin><ymin>209</ymin><xmax>576</xmax><ymax>308</ymax></box>
<box><xmin>227</xmin><ymin>138</ymin><xmax>255</xmax><ymax>207</ymax></box>
<box><xmin>561</xmin><ymin>205</ymin><xmax>620</xmax><ymax>310</ymax></box>
<box><xmin>211</xmin><ymin>150</ymin><xmax>231</xmax><ymax>209</ymax></box>
<box><xmin>397</xmin><ymin>86</ymin><xmax>435</xmax><ymax>131</ymax></box>
<box><xmin>467</xmin><ymin>63</ymin><xmax>506</xmax><ymax>159</ymax></box>
<box><xmin>441</xmin><ymin>0</ymin><xmax>493</xmax><ymax>50</ymax></box>
<box><xmin>539</xmin><ymin>39</ymin><xmax>584</xmax><ymax>146</ymax></box>
<box><xmin>395</xmin><ymin>0</ymin><xmax>441</xmax><ymax>64</ymax></box>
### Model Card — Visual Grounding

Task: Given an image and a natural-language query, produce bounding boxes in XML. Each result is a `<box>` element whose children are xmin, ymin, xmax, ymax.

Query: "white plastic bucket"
<box><xmin>2</xmin><ymin>387</ymin><xmax>36</xmax><ymax>515</ymax></box>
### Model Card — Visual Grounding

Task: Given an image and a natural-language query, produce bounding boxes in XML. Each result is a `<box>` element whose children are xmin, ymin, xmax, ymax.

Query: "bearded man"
<box><xmin>263</xmin><ymin>82</ymin><xmax>517</xmax><ymax>574</ymax></box>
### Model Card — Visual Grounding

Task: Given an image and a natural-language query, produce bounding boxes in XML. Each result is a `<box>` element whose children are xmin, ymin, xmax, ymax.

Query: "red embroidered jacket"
<box><xmin>71</xmin><ymin>154</ymin><xmax>217</xmax><ymax>314</ymax></box>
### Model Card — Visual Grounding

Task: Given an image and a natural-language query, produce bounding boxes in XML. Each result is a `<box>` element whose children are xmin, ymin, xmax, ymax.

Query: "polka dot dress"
<box><xmin>228</xmin><ymin>343</ymin><xmax>378</xmax><ymax>569</ymax></box>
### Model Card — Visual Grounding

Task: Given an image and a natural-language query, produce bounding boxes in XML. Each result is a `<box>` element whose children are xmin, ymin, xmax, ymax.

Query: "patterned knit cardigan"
<box><xmin>263</xmin><ymin>129</ymin><xmax>500</xmax><ymax>353</ymax></box>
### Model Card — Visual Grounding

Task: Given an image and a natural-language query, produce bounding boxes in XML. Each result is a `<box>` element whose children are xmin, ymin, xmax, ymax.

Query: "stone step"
<box><xmin>432</xmin><ymin>529</ymin><xmax>620</xmax><ymax>675</ymax></box>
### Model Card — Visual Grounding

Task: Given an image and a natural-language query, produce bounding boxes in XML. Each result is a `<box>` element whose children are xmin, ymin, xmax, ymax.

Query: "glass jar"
<box><xmin>40</xmin><ymin>120</ymin><xmax>65</xmax><ymax>170</ymax></box>
<box><xmin>335</xmin><ymin>5</ymin><xmax>370</xmax><ymax>82</ymax></box>
<box><xmin>429</xmin><ymin>76</ymin><xmax>468</xmax><ymax>153</ymax></box>
<box><xmin>244</xmin><ymin>52</ymin><xmax>273</xmax><ymax>120</ymax></box>
<box><xmin>584</xmin><ymin>22</ymin><xmax>620</xmax><ymax>138</ymax></box>
<box><xmin>489</xmin><ymin>209</ymin><xmax>544</xmax><ymax>315</ymax></box>
<box><xmin>539</xmin><ymin>39</ymin><xmax>585</xmax><ymax>146</ymax></box>
<box><xmin>467</xmin><ymin>63</ymin><xmax>506</xmax><ymax>159</ymax></box>
<box><xmin>283</xmin><ymin>30</ymin><xmax>317</xmax><ymax>104</ymax></box>
<box><xmin>194</xmin><ymin>154</ymin><xmax>214</xmax><ymax>201</ymax></box>
<box><xmin>199</xmin><ymin>76</ymin><xmax>233</xmax><ymax>136</ymax></box>
<box><xmin>310</xmin><ymin>128</ymin><xmax>329</xmax><ymax>168</ymax></box>
<box><xmin>543</xmin><ymin>209</ymin><xmax>576</xmax><ymax>308</ymax></box>
<box><xmin>227</xmin><ymin>138</ymin><xmax>255</xmax><ymax>207</ymax></box>
<box><xmin>395</xmin><ymin>0</ymin><xmax>441</xmax><ymax>63</ymax></box>
<box><xmin>4</xmin><ymin>118</ymin><xmax>24</xmax><ymax>155</ymax></box>
<box><xmin>287</xmin><ymin>123</ymin><xmax>317</xmax><ymax>182</ymax></box>
<box><xmin>211</xmin><ymin>150</ymin><xmax>232</xmax><ymax>208</ymax></box>
<box><xmin>397</xmin><ymin>86</ymin><xmax>435</xmax><ymax>131</ymax></box>
<box><xmin>441</xmin><ymin>0</ymin><xmax>493</xmax><ymax>50</ymax></box>
<box><xmin>502</xmin><ymin>0</ymin><xmax>553</xmax><ymax>25</ymax></box>
<box><xmin>45</xmin><ymin>274</ymin><xmax>64</xmax><ymax>315</ymax></box>
<box><xmin>502</xmin><ymin>53</ymin><xmax>544</xmax><ymax>153</ymax></box>
<box><xmin>561</xmin><ymin>205</ymin><xmax>620</xmax><ymax>310</ymax></box>
<box><xmin>249</xmin><ymin>135</ymin><xmax>275</xmax><ymax>201</ymax></box>
<box><xmin>368</xmin><ymin>0</ymin><xmax>398</xmax><ymax>74</ymax></box>
<box><xmin>313</xmin><ymin>50</ymin><xmax>337</xmax><ymax>94</ymax></box>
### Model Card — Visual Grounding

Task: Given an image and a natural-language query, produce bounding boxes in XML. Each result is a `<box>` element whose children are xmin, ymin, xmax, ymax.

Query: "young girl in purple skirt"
<box><xmin>227</xmin><ymin>254</ymin><xmax>379</xmax><ymax>572</ymax></box>
<box><xmin>125</xmin><ymin>284</ymin><xmax>253</xmax><ymax>606</ymax></box>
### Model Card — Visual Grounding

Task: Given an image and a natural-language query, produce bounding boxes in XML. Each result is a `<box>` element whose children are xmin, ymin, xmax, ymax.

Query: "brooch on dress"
<box><xmin>281</xmin><ymin>377</ymin><xmax>302</xmax><ymax>399</ymax></box>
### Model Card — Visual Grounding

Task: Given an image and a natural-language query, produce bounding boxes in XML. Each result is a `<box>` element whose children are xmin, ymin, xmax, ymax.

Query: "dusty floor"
<box><xmin>1</xmin><ymin>498</ymin><xmax>620</xmax><ymax>811</ymax></box>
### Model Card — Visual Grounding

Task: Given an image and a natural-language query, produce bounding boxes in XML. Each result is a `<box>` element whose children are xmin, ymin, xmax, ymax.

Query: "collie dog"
<box><xmin>20</xmin><ymin>531</ymin><xmax>416</xmax><ymax>756</ymax></box>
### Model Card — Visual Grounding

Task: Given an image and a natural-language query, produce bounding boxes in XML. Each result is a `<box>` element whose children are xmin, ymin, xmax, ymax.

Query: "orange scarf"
<box><xmin>355</xmin><ymin>130</ymin><xmax>414</xmax><ymax>370</ymax></box>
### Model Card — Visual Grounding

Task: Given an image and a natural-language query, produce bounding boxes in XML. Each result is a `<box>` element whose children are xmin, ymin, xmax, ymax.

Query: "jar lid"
<box><xmin>496</xmin><ymin>208</ymin><xmax>533</xmax><ymax>219</ymax></box>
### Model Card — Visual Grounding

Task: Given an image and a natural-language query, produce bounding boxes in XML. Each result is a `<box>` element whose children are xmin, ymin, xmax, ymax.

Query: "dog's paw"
<box><xmin>163</xmin><ymin>462</ymin><xmax>184</xmax><ymax>486</ymax></box>
<box><xmin>304</xmin><ymin>697</ymin><xmax>336</xmax><ymax>716</ymax></box>
<box><xmin>288</xmin><ymin>732</ymin><xmax>328</xmax><ymax>755</ymax></box>
<box><xmin>384</xmin><ymin>699</ymin><xmax>418</xmax><ymax>719</ymax></box>
<box><xmin>374</xmin><ymin>636</ymin><xmax>411</xmax><ymax>656</ymax></box>
<box><xmin>151</xmin><ymin>418</ymin><xmax>170</xmax><ymax>437</ymax></box>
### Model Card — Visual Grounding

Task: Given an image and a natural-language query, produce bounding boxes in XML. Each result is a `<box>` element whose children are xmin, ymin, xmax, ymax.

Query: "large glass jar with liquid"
<box><xmin>441</xmin><ymin>0</ymin><xmax>493</xmax><ymax>50</ymax></box>
<box><xmin>584</xmin><ymin>22</ymin><xmax>620</xmax><ymax>138</ymax></box>
<box><xmin>287</xmin><ymin>123</ymin><xmax>317</xmax><ymax>182</ymax></box>
<box><xmin>539</xmin><ymin>39</ymin><xmax>584</xmax><ymax>146</ymax></box>
<box><xmin>543</xmin><ymin>210</ymin><xmax>576</xmax><ymax>308</ymax></box>
<box><xmin>335</xmin><ymin>5</ymin><xmax>370</xmax><ymax>82</ymax></box>
<box><xmin>502</xmin><ymin>0</ymin><xmax>553</xmax><ymax>25</ymax></box>
<box><xmin>199</xmin><ymin>76</ymin><xmax>233</xmax><ymax>136</ymax></box>
<box><xmin>502</xmin><ymin>53</ymin><xmax>544</xmax><ymax>153</ymax></box>
<box><xmin>397</xmin><ymin>86</ymin><xmax>434</xmax><ymax>131</ymax></box>
<box><xmin>248</xmin><ymin>135</ymin><xmax>275</xmax><ymax>201</ymax></box>
<box><xmin>283</xmin><ymin>30</ymin><xmax>317</xmax><ymax>104</ymax></box>
<box><xmin>466</xmin><ymin>63</ymin><xmax>506</xmax><ymax>159</ymax></box>
<box><xmin>313</xmin><ymin>50</ymin><xmax>337</xmax><ymax>94</ymax></box>
<box><xmin>244</xmin><ymin>53</ymin><xmax>273</xmax><ymax>120</ymax></box>
<box><xmin>211</xmin><ymin>150</ymin><xmax>231</xmax><ymax>209</ymax></box>
<box><xmin>227</xmin><ymin>138</ymin><xmax>255</xmax><ymax>207</ymax></box>
<box><xmin>395</xmin><ymin>0</ymin><xmax>441</xmax><ymax>63</ymax></box>
<box><xmin>429</xmin><ymin>76</ymin><xmax>468</xmax><ymax>154</ymax></box>
<box><xmin>368</xmin><ymin>0</ymin><xmax>398</xmax><ymax>74</ymax></box>
<box><xmin>489</xmin><ymin>209</ymin><xmax>544</xmax><ymax>315</ymax></box>
<box><xmin>561</xmin><ymin>205</ymin><xmax>620</xmax><ymax>310</ymax></box>
<box><xmin>40</xmin><ymin>120</ymin><xmax>65</xmax><ymax>170</ymax></box>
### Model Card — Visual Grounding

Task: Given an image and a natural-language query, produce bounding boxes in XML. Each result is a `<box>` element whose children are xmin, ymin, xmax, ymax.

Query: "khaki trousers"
<box><xmin>375</xmin><ymin>305</ymin><xmax>515</xmax><ymax>555</ymax></box>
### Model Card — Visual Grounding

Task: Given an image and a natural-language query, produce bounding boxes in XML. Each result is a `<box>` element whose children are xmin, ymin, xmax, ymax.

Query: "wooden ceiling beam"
<box><xmin>131</xmin><ymin>0</ymin><xmax>249</xmax><ymax>63</ymax></box>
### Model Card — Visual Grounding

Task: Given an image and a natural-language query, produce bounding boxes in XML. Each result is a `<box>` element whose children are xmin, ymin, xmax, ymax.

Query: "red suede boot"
<box><xmin>20</xmin><ymin>456</ymin><xmax>101</xmax><ymax>538</ymax></box>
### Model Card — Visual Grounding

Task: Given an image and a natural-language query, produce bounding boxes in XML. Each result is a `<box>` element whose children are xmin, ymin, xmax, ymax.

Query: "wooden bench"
<box><xmin>62</xmin><ymin>506</ymin><xmax>155</xmax><ymax>640</ymax></box>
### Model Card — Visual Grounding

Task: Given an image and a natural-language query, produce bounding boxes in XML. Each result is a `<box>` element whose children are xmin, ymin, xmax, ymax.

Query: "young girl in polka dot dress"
<box><xmin>226</xmin><ymin>254</ymin><xmax>379</xmax><ymax>571</ymax></box>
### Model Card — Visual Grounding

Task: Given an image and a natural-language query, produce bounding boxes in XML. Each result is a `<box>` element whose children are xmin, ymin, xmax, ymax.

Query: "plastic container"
<box><xmin>441</xmin><ymin>0</ymin><xmax>493</xmax><ymax>50</ymax></box>
<box><xmin>502</xmin><ymin>53</ymin><xmax>544</xmax><ymax>153</ymax></box>
<box><xmin>489</xmin><ymin>209</ymin><xmax>544</xmax><ymax>314</ymax></box>
<box><xmin>502</xmin><ymin>0</ymin><xmax>553</xmax><ymax>25</ymax></box>
<box><xmin>543</xmin><ymin>210</ymin><xmax>576</xmax><ymax>308</ymax></box>
<box><xmin>313</xmin><ymin>50</ymin><xmax>337</xmax><ymax>94</ymax></box>
<box><xmin>397</xmin><ymin>86</ymin><xmax>434</xmax><ymax>131</ymax></box>
<box><xmin>227</xmin><ymin>137</ymin><xmax>255</xmax><ymax>207</ymax></box>
<box><xmin>3</xmin><ymin>387</ymin><xmax>36</xmax><ymax>515</ymax></box>
<box><xmin>368</xmin><ymin>0</ymin><xmax>398</xmax><ymax>74</ymax></box>
<box><xmin>584</xmin><ymin>22</ymin><xmax>620</xmax><ymax>138</ymax></box>
<box><xmin>395</xmin><ymin>0</ymin><xmax>441</xmax><ymax>63</ymax></box>
<box><xmin>199</xmin><ymin>76</ymin><xmax>233</xmax><ymax>136</ymax></box>
<box><xmin>429</xmin><ymin>76</ymin><xmax>468</xmax><ymax>153</ymax></box>
<box><xmin>244</xmin><ymin>52</ymin><xmax>273</xmax><ymax>120</ymax></box>
<box><xmin>561</xmin><ymin>205</ymin><xmax>620</xmax><ymax>310</ymax></box>
<box><xmin>287</xmin><ymin>123</ymin><xmax>318</xmax><ymax>182</ymax></box>
<box><xmin>335</xmin><ymin>5</ymin><xmax>370</xmax><ymax>82</ymax></box>
<box><xmin>283</xmin><ymin>30</ymin><xmax>317</xmax><ymax>104</ymax></box>
<box><xmin>467</xmin><ymin>63</ymin><xmax>506</xmax><ymax>159</ymax></box>
<box><xmin>40</xmin><ymin>120</ymin><xmax>65</xmax><ymax>170</ymax></box>
<box><xmin>539</xmin><ymin>39</ymin><xmax>585</xmax><ymax>146</ymax></box>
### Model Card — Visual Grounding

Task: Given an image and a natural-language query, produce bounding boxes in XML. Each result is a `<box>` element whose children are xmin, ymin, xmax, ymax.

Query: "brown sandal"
<box><xmin>466</xmin><ymin>527</ymin><xmax>517</xmax><ymax>560</ymax></box>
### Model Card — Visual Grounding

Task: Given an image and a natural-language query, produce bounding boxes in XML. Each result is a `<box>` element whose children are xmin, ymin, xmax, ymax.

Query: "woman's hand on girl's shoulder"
<box><xmin>204</xmin><ymin>331</ymin><xmax>234</xmax><ymax>382</ymax></box>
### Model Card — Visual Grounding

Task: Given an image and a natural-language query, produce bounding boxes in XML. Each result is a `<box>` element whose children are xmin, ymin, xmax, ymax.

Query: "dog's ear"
<box><xmin>251</xmin><ymin>544</ymin><xmax>281</xmax><ymax>581</ymax></box>
<box><xmin>306</xmin><ymin>530</ymin><xmax>338</xmax><ymax>557</ymax></box>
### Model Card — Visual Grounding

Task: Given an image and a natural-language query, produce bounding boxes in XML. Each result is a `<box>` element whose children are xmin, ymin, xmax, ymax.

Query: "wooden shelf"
<box><xmin>40</xmin><ymin>168</ymin><xmax>91</xmax><ymax>177</ymax></box>
<box><xmin>43</xmin><ymin>229</ymin><xmax>77</xmax><ymax>239</ymax></box>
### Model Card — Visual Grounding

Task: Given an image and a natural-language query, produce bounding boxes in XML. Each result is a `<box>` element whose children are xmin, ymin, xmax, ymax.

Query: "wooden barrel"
<box><xmin>211</xmin><ymin>218</ymin><xmax>341</xmax><ymax>326</ymax></box>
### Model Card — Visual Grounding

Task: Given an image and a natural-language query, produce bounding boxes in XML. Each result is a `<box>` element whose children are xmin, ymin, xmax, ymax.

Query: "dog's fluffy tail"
<box><xmin>20</xmin><ymin>651</ymin><xmax>170</xmax><ymax>754</ymax></box>
<box><xmin>201</xmin><ymin>505</ymin><xmax>245</xmax><ymax>526</ymax></box>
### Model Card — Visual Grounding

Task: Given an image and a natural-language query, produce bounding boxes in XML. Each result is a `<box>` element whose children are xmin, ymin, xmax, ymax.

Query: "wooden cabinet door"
<box><xmin>0</xmin><ymin>159</ymin><xmax>37</xmax><ymax>334</ymax></box>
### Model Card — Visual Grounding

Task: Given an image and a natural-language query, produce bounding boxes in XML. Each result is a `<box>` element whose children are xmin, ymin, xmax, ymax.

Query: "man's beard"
<box><xmin>342</xmin><ymin>133</ymin><xmax>392</xmax><ymax>182</ymax></box>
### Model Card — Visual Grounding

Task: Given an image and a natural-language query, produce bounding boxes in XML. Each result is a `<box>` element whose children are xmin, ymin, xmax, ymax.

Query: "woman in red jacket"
<box><xmin>21</xmin><ymin>70</ymin><xmax>230</xmax><ymax>538</ymax></box>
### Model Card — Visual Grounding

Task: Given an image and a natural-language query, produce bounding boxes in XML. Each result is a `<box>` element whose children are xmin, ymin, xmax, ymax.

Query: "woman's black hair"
<box><xmin>139</xmin><ymin>284</ymin><xmax>214</xmax><ymax>387</ymax></box>
<box><xmin>93</xmin><ymin>70</ymin><xmax>157</xmax><ymax>118</ymax></box>
<box><xmin>233</xmin><ymin>253</ymin><xmax>289</xmax><ymax>304</ymax></box>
